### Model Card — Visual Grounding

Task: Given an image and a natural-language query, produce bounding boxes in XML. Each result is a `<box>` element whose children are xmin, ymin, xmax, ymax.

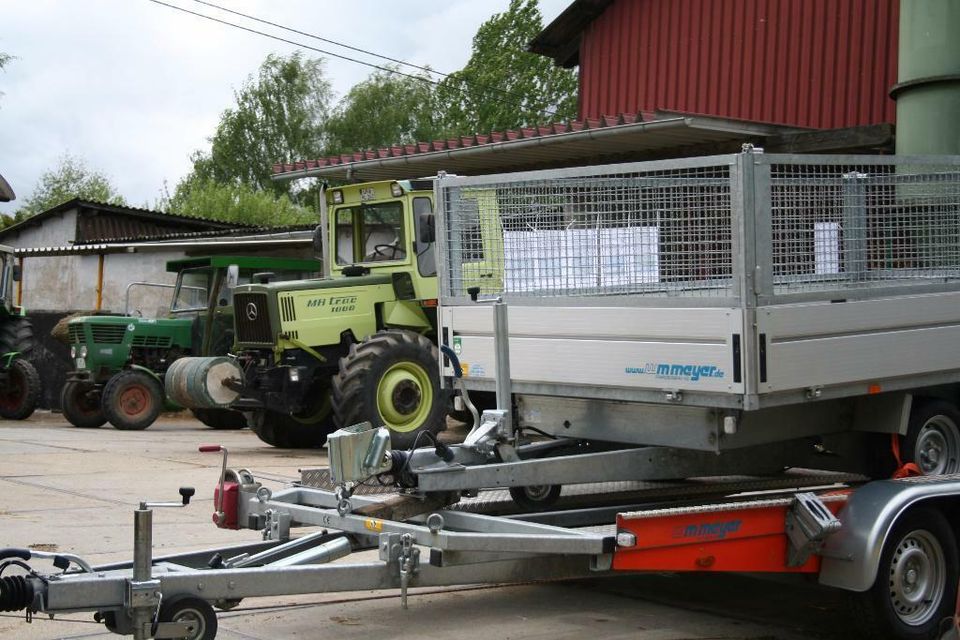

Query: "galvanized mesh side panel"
<box><xmin>440</xmin><ymin>164</ymin><xmax>735</xmax><ymax>300</ymax></box>
<box><xmin>768</xmin><ymin>161</ymin><xmax>960</xmax><ymax>295</ymax></box>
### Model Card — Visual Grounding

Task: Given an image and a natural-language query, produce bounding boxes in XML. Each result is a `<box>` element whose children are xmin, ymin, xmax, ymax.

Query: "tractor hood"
<box><xmin>236</xmin><ymin>274</ymin><xmax>392</xmax><ymax>295</ymax></box>
<box><xmin>67</xmin><ymin>315</ymin><xmax>194</xmax><ymax>347</ymax></box>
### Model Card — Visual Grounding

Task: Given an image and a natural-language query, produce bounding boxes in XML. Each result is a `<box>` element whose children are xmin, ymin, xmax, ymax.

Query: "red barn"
<box><xmin>530</xmin><ymin>0</ymin><xmax>899</xmax><ymax>129</ymax></box>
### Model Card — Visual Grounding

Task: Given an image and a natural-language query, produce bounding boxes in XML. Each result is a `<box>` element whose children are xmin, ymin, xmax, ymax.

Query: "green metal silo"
<box><xmin>893</xmin><ymin>0</ymin><xmax>960</xmax><ymax>154</ymax></box>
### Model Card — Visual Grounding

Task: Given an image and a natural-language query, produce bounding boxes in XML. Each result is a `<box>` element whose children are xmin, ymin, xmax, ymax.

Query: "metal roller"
<box><xmin>165</xmin><ymin>356</ymin><xmax>243</xmax><ymax>409</ymax></box>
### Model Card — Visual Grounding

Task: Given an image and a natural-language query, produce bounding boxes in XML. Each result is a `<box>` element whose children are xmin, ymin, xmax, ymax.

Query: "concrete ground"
<box><xmin>0</xmin><ymin>413</ymin><xmax>861</xmax><ymax>640</ymax></box>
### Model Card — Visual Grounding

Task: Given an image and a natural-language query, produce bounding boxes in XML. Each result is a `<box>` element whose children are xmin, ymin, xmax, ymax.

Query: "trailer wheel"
<box><xmin>851</xmin><ymin>508</ymin><xmax>958</xmax><ymax>640</ymax></box>
<box><xmin>0</xmin><ymin>358</ymin><xmax>40</xmax><ymax>420</ymax></box>
<box><xmin>332</xmin><ymin>330</ymin><xmax>445</xmax><ymax>449</ymax></box>
<box><xmin>102</xmin><ymin>370</ymin><xmax>163</xmax><ymax>431</ymax></box>
<box><xmin>903</xmin><ymin>401</ymin><xmax>960</xmax><ymax>476</ymax></box>
<box><xmin>60</xmin><ymin>381</ymin><xmax>105</xmax><ymax>428</ymax></box>
<box><xmin>157</xmin><ymin>595</ymin><xmax>217</xmax><ymax>640</ymax></box>
<box><xmin>191</xmin><ymin>408</ymin><xmax>246</xmax><ymax>430</ymax></box>
<box><xmin>509</xmin><ymin>484</ymin><xmax>561</xmax><ymax>511</ymax></box>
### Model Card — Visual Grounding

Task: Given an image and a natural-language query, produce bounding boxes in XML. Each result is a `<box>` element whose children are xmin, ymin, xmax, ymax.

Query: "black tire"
<box><xmin>851</xmin><ymin>508</ymin><xmax>958</xmax><ymax>640</ymax></box>
<box><xmin>61</xmin><ymin>381</ymin><xmax>106</xmax><ymax>428</ymax></box>
<box><xmin>191</xmin><ymin>408</ymin><xmax>246</xmax><ymax>430</ymax></box>
<box><xmin>250</xmin><ymin>377</ymin><xmax>336</xmax><ymax>448</ymax></box>
<box><xmin>902</xmin><ymin>400</ymin><xmax>960</xmax><ymax>476</ymax></box>
<box><xmin>102</xmin><ymin>370</ymin><xmax>163</xmax><ymax>431</ymax></box>
<box><xmin>509</xmin><ymin>485</ymin><xmax>562</xmax><ymax>511</ymax></box>
<box><xmin>332</xmin><ymin>330</ymin><xmax>446</xmax><ymax>449</ymax></box>
<box><xmin>157</xmin><ymin>595</ymin><xmax>217</xmax><ymax>640</ymax></box>
<box><xmin>0</xmin><ymin>358</ymin><xmax>40</xmax><ymax>420</ymax></box>
<box><xmin>0</xmin><ymin>317</ymin><xmax>35</xmax><ymax>359</ymax></box>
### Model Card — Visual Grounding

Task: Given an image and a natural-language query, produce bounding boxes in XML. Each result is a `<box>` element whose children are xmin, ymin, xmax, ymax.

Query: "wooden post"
<box><xmin>95</xmin><ymin>254</ymin><xmax>104</xmax><ymax>311</ymax></box>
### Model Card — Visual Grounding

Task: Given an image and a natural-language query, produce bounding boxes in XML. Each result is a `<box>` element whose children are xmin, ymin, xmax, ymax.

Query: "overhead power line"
<box><xmin>190</xmin><ymin>0</ymin><xmax>447</xmax><ymax>80</ymax></box>
<box><xmin>146</xmin><ymin>0</ymin><xmax>561</xmax><ymax>120</ymax></box>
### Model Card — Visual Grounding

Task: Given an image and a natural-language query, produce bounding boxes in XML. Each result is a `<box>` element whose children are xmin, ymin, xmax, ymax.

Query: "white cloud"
<box><xmin>0</xmin><ymin>0</ymin><xmax>572</xmax><ymax>215</ymax></box>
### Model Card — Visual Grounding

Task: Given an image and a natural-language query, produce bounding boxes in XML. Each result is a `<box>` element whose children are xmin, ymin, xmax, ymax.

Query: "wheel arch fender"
<box><xmin>124</xmin><ymin>363</ymin><xmax>163</xmax><ymax>384</ymax></box>
<box><xmin>819</xmin><ymin>478</ymin><xmax>960</xmax><ymax>592</ymax></box>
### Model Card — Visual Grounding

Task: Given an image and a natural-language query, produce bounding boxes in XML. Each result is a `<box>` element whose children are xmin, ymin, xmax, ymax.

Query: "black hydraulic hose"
<box><xmin>0</xmin><ymin>549</ymin><xmax>30</xmax><ymax>562</ymax></box>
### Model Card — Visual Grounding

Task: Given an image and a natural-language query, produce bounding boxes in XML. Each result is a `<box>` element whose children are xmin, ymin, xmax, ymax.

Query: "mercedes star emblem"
<box><xmin>246</xmin><ymin>302</ymin><xmax>259</xmax><ymax>321</ymax></box>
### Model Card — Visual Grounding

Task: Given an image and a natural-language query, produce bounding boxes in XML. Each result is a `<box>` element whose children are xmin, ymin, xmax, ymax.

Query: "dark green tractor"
<box><xmin>0</xmin><ymin>243</ymin><xmax>40</xmax><ymax>421</ymax></box>
<box><xmin>62</xmin><ymin>256</ymin><xmax>320</xmax><ymax>430</ymax></box>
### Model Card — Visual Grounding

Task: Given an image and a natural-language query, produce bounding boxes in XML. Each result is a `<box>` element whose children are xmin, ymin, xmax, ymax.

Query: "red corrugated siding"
<box><xmin>578</xmin><ymin>0</ymin><xmax>899</xmax><ymax>129</ymax></box>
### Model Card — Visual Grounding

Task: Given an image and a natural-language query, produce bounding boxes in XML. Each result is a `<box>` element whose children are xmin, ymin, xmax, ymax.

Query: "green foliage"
<box><xmin>158</xmin><ymin>177</ymin><xmax>315</xmax><ymax>227</ymax></box>
<box><xmin>14</xmin><ymin>154</ymin><xmax>125</xmax><ymax>220</ymax></box>
<box><xmin>434</xmin><ymin>0</ymin><xmax>578</xmax><ymax>136</ymax></box>
<box><xmin>190</xmin><ymin>52</ymin><xmax>332</xmax><ymax>196</ymax></box>
<box><xmin>0</xmin><ymin>51</ymin><xmax>14</xmax><ymax>103</ymax></box>
<box><xmin>325</xmin><ymin>67</ymin><xmax>438</xmax><ymax>155</ymax></box>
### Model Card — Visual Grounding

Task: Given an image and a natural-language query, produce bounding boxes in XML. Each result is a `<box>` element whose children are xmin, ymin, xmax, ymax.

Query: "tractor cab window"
<box><xmin>335</xmin><ymin>202</ymin><xmax>407</xmax><ymax>265</ymax></box>
<box><xmin>171</xmin><ymin>267</ymin><xmax>210</xmax><ymax>312</ymax></box>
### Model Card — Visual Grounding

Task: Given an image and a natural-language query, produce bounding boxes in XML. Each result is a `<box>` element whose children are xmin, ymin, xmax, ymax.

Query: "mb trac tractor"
<box><xmin>0</xmin><ymin>245</ymin><xmax>40</xmax><ymax>421</ymax></box>
<box><xmin>62</xmin><ymin>256</ymin><xmax>320</xmax><ymax>431</ymax></box>
<box><xmin>173</xmin><ymin>180</ymin><xmax>458</xmax><ymax>448</ymax></box>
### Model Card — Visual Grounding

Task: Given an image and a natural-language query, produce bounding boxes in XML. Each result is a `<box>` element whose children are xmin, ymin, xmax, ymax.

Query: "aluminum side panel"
<box><xmin>758</xmin><ymin>292</ymin><xmax>960</xmax><ymax>393</ymax></box>
<box><xmin>442</xmin><ymin>306</ymin><xmax>744</xmax><ymax>395</ymax></box>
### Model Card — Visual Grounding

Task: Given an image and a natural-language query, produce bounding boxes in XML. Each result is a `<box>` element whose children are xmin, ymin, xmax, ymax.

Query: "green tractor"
<box><xmin>170</xmin><ymin>179</ymin><xmax>466</xmax><ymax>448</ymax></box>
<box><xmin>0</xmin><ymin>244</ymin><xmax>40</xmax><ymax>421</ymax></box>
<box><xmin>62</xmin><ymin>256</ymin><xmax>320</xmax><ymax>430</ymax></box>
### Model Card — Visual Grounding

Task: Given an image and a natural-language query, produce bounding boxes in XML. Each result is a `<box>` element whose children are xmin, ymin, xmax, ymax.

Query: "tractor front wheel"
<box><xmin>61</xmin><ymin>381</ymin><xmax>106</xmax><ymax>428</ymax></box>
<box><xmin>332</xmin><ymin>330</ymin><xmax>446</xmax><ymax>449</ymax></box>
<box><xmin>251</xmin><ymin>377</ymin><xmax>336</xmax><ymax>448</ymax></box>
<box><xmin>102</xmin><ymin>370</ymin><xmax>163</xmax><ymax>431</ymax></box>
<box><xmin>191</xmin><ymin>408</ymin><xmax>246</xmax><ymax>430</ymax></box>
<box><xmin>0</xmin><ymin>358</ymin><xmax>40</xmax><ymax>420</ymax></box>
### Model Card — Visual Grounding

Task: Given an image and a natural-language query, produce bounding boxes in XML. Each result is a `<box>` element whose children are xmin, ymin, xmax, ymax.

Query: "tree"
<box><xmin>190</xmin><ymin>52</ymin><xmax>332</xmax><ymax>196</ymax></box>
<box><xmin>158</xmin><ymin>177</ymin><xmax>314</xmax><ymax>227</ymax></box>
<box><xmin>434</xmin><ymin>0</ymin><xmax>578</xmax><ymax>136</ymax></box>
<box><xmin>0</xmin><ymin>52</ymin><xmax>13</xmax><ymax>103</ymax></box>
<box><xmin>325</xmin><ymin>67</ymin><xmax>438</xmax><ymax>155</ymax></box>
<box><xmin>14</xmin><ymin>154</ymin><xmax>125</xmax><ymax>220</ymax></box>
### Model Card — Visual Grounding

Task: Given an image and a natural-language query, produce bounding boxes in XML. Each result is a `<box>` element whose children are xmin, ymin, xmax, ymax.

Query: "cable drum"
<box><xmin>165</xmin><ymin>357</ymin><xmax>243</xmax><ymax>409</ymax></box>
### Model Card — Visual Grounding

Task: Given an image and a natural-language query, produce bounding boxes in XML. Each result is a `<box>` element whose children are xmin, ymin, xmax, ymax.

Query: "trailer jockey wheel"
<box><xmin>156</xmin><ymin>596</ymin><xmax>217</xmax><ymax>640</ymax></box>
<box><xmin>509</xmin><ymin>484</ymin><xmax>561</xmax><ymax>511</ymax></box>
<box><xmin>851</xmin><ymin>508</ymin><xmax>958</xmax><ymax>640</ymax></box>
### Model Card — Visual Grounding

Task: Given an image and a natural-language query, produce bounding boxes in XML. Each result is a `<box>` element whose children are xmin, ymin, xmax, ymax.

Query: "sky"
<box><xmin>0</xmin><ymin>0</ymin><xmax>570</xmax><ymax>216</ymax></box>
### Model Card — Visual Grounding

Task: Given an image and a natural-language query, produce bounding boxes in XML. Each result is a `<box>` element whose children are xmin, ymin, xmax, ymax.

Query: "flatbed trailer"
<box><xmin>2</xmin><ymin>450</ymin><xmax>960</xmax><ymax>640</ymax></box>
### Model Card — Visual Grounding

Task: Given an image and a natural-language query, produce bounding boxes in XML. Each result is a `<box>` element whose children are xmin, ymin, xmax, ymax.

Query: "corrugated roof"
<box><xmin>0</xmin><ymin>198</ymin><xmax>255</xmax><ymax>242</ymax></box>
<box><xmin>14</xmin><ymin>229</ymin><xmax>314</xmax><ymax>258</ymax></box>
<box><xmin>0</xmin><ymin>173</ymin><xmax>14</xmax><ymax>203</ymax></box>
<box><xmin>271</xmin><ymin>112</ymin><xmax>800</xmax><ymax>183</ymax></box>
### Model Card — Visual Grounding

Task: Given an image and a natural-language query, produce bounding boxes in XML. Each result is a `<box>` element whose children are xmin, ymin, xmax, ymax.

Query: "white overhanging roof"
<box><xmin>271</xmin><ymin>115</ymin><xmax>801</xmax><ymax>183</ymax></box>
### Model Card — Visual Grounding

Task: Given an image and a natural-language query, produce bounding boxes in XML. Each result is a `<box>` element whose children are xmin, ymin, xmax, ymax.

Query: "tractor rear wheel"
<box><xmin>191</xmin><ymin>408</ymin><xmax>246</xmax><ymax>430</ymax></box>
<box><xmin>332</xmin><ymin>330</ymin><xmax>446</xmax><ymax>449</ymax></box>
<box><xmin>61</xmin><ymin>381</ymin><xmax>106</xmax><ymax>428</ymax></box>
<box><xmin>0</xmin><ymin>317</ymin><xmax>35</xmax><ymax>359</ymax></box>
<box><xmin>102</xmin><ymin>370</ymin><xmax>163</xmax><ymax>431</ymax></box>
<box><xmin>0</xmin><ymin>358</ymin><xmax>40</xmax><ymax>420</ymax></box>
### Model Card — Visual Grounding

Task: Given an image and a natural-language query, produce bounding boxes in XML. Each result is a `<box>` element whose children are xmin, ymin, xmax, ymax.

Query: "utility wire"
<box><xmin>190</xmin><ymin>0</ymin><xmax>447</xmax><ymax>80</ymax></box>
<box><xmin>147</xmin><ymin>0</ymin><xmax>561</xmax><ymax>119</ymax></box>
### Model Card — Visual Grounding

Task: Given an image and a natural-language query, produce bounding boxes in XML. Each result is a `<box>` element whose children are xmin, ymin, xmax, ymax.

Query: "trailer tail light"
<box><xmin>214</xmin><ymin>482</ymin><xmax>239</xmax><ymax>529</ymax></box>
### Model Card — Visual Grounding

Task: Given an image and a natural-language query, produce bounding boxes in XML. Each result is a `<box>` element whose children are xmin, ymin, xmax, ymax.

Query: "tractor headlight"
<box><xmin>390</xmin><ymin>181</ymin><xmax>403</xmax><ymax>197</ymax></box>
<box><xmin>79</xmin><ymin>345</ymin><xmax>88</xmax><ymax>358</ymax></box>
<box><xmin>70</xmin><ymin>346</ymin><xmax>76</xmax><ymax>358</ymax></box>
<box><xmin>288</xmin><ymin>368</ymin><xmax>300</xmax><ymax>383</ymax></box>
